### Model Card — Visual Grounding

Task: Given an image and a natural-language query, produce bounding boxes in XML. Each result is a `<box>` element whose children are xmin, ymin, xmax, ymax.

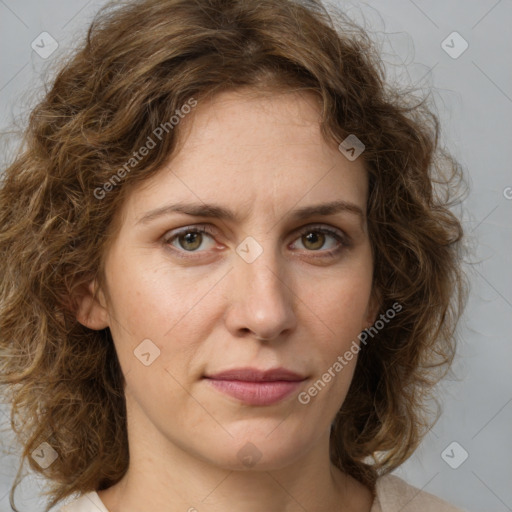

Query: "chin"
<box><xmin>195</xmin><ymin>431</ymin><xmax>313</xmax><ymax>472</ymax></box>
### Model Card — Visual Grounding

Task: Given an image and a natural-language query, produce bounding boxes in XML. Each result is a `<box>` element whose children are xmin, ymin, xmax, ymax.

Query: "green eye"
<box><xmin>163</xmin><ymin>224</ymin><xmax>348</xmax><ymax>259</ymax></box>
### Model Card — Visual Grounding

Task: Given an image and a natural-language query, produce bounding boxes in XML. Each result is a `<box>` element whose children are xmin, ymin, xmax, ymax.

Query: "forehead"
<box><xmin>174</xmin><ymin>88</ymin><xmax>328</xmax><ymax>157</ymax></box>
<box><xmin>120</xmin><ymin>88</ymin><xmax>368</xmax><ymax>225</ymax></box>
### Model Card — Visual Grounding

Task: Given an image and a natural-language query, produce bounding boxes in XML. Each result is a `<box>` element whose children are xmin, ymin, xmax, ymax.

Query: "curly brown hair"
<box><xmin>0</xmin><ymin>0</ymin><xmax>468</xmax><ymax>510</ymax></box>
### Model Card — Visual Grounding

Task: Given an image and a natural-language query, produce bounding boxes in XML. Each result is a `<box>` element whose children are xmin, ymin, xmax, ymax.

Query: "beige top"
<box><xmin>58</xmin><ymin>474</ymin><xmax>467</xmax><ymax>512</ymax></box>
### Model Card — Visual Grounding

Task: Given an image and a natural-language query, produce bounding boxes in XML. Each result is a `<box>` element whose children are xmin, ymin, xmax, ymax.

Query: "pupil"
<box><xmin>305</xmin><ymin>232</ymin><xmax>324</xmax><ymax>250</ymax></box>
<box><xmin>181</xmin><ymin>232</ymin><xmax>201</xmax><ymax>250</ymax></box>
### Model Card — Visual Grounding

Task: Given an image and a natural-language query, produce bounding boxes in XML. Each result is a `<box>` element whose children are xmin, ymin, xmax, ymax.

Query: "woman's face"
<box><xmin>80</xmin><ymin>88</ymin><xmax>378</xmax><ymax>472</ymax></box>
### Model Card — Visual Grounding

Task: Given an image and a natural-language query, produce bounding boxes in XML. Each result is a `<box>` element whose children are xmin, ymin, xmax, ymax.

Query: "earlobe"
<box><xmin>74</xmin><ymin>279</ymin><xmax>110</xmax><ymax>330</ymax></box>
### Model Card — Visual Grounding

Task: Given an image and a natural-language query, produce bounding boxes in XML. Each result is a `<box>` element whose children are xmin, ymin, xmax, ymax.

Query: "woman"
<box><xmin>0</xmin><ymin>0</ymin><xmax>468</xmax><ymax>511</ymax></box>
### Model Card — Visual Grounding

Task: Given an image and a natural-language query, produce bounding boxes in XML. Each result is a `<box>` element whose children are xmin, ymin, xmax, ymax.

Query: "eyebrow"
<box><xmin>136</xmin><ymin>199</ymin><xmax>365</xmax><ymax>225</ymax></box>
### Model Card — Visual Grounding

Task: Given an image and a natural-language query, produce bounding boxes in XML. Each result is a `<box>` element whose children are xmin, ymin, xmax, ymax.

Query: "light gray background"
<box><xmin>0</xmin><ymin>1</ymin><xmax>511</xmax><ymax>511</ymax></box>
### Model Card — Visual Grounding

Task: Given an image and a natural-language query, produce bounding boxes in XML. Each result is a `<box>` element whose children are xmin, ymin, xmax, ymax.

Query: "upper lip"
<box><xmin>204</xmin><ymin>367</ymin><xmax>306</xmax><ymax>382</ymax></box>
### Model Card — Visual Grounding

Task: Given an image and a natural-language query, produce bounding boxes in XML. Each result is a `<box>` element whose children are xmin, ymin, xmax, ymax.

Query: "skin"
<box><xmin>76</xmin><ymin>88</ymin><xmax>379</xmax><ymax>512</ymax></box>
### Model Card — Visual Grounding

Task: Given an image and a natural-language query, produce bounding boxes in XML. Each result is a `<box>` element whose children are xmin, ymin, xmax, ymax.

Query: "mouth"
<box><xmin>203</xmin><ymin>367</ymin><xmax>307</xmax><ymax>406</ymax></box>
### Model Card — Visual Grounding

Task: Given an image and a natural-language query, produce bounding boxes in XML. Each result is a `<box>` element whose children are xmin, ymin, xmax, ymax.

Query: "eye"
<box><xmin>163</xmin><ymin>225</ymin><xmax>217</xmax><ymax>256</ymax></box>
<box><xmin>162</xmin><ymin>223</ymin><xmax>349</xmax><ymax>259</ymax></box>
<box><xmin>290</xmin><ymin>224</ymin><xmax>348</xmax><ymax>257</ymax></box>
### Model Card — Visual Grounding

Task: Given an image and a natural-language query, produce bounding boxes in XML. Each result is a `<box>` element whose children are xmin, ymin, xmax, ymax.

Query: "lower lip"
<box><xmin>204</xmin><ymin>378</ymin><xmax>304</xmax><ymax>406</ymax></box>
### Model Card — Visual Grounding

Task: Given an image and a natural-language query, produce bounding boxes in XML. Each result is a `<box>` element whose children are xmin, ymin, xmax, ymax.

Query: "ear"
<box><xmin>74</xmin><ymin>279</ymin><xmax>110</xmax><ymax>330</ymax></box>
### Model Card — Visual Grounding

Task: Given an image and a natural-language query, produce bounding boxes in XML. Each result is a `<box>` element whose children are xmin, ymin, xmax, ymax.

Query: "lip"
<box><xmin>205</xmin><ymin>367</ymin><xmax>305</xmax><ymax>382</ymax></box>
<box><xmin>203</xmin><ymin>367</ymin><xmax>307</xmax><ymax>406</ymax></box>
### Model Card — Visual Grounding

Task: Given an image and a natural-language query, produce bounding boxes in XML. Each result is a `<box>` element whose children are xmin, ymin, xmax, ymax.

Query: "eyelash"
<box><xmin>162</xmin><ymin>224</ymin><xmax>349</xmax><ymax>259</ymax></box>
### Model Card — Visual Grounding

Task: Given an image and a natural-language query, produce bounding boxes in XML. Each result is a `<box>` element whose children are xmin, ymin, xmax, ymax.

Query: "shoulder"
<box><xmin>58</xmin><ymin>491</ymin><xmax>110</xmax><ymax>512</ymax></box>
<box><xmin>371</xmin><ymin>474</ymin><xmax>467</xmax><ymax>512</ymax></box>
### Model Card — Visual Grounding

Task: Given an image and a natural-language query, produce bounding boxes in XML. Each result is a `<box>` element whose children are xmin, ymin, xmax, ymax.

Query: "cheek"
<box><xmin>106</xmin><ymin>253</ymin><xmax>204</xmax><ymax>335</ymax></box>
<box><xmin>305</xmin><ymin>263</ymin><xmax>373</xmax><ymax>366</ymax></box>
<box><xmin>104</xmin><ymin>257</ymin><xmax>220</xmax><ymax>378</ymax></box>
<box><xmin>316</xmin><ymin>266</ymin><xmax>373</xmax><ymax>328</ymax></box>
<box><xmin>105</xmin><ymin>271</ymin><xmax>205</xmax><ymax>405</ymax></box>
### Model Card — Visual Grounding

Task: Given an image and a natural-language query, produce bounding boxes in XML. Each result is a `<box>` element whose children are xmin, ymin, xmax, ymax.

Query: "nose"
<box><xmin>224</xmin><ymin>242</ymin><xmax>297</xmax><ymax>342</ymax></box>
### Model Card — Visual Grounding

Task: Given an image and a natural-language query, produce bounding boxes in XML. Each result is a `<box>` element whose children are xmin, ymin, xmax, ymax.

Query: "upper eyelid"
<box><xmin>163</xmin><ymin>223</ymin><xmax>349</xmax><ymax>251</ymax></box>
<box><xmin>164</xmin><ymin>222</ymin><xmax>347</xmax><ymax>240</ymax></box>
